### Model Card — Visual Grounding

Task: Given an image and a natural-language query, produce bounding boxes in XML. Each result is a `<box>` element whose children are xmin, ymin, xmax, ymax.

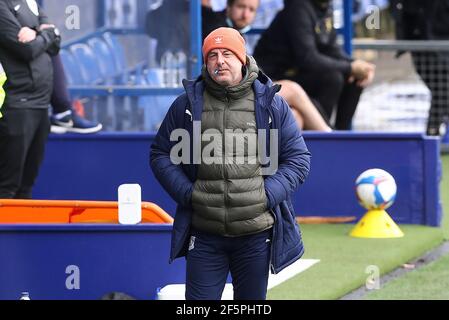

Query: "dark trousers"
<box><xmin>0</xmin><ymin>108</ymin><xmax>50</xmax><ymax>199</ymax></box>
<box><xmin>290</xmin><ymin>70</ymin><xmax>363</xmax><ymax>130</ymax></box>
<box><xmin>412</xmin><ymin>51</ymin><xmax>449</xmax><ymax>135</ymax></box>
<box><xmin>51</xmin><ymin>54</ymin><xmax>72</xmax><ymax>114</ymax></box>
<box><xmin>186</xmin><ymin>228</ymin><xmax>272</xmax><ymax>300</ymax></box>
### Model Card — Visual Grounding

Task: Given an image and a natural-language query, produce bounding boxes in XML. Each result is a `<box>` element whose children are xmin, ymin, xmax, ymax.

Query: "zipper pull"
<box><xmin>185</xmin><ymin>109</ymin><xmax>192</xmax><ymax>121</ymax></box>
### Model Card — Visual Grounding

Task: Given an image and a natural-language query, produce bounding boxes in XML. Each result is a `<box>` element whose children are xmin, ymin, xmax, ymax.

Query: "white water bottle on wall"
<box><xmin>174</xmin><ymin>50</ymin><xmax>187</xmax><ymax>87</ymax></box>
<box><xmin>19</xmin><ymin>292</ymin><xmax>30</xmax><ymax>300</ymax></box>
<box><xmin>118</xmin><ymin>184</ymin><xmax>142</xmax><ymax>225</ymax></box>
<box><xmin>333</xmin><ymin>0</ymin><xmax>344</xmax><ymax>29</ymax></box>
<box><xmin>160</xmin><ymin>50</ymin><xmax>175</xmax><ymax>87</ymax></box>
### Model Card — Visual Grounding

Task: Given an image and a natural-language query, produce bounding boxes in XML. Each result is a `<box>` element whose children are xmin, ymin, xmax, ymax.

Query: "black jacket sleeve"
<box><xmin>285</xmin><ymin>4</ymin><xmax>352</xmax><ymax>75</ymax></box>
<box><xmin>0</xmin><ymin>1</ymin><xmax>59</xmax><ymax>61</ymax></box>
<box><xmin>323</xmin><ymin>37</ymin><xmax>353</xmax><ymax>62</ymax></box>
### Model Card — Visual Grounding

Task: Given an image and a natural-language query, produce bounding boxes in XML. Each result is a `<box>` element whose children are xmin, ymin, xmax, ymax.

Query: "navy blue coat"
<box><xmin>150</xmin><ymin>71</ymin><xmax>311</xmax><ymax>274</ymax></box>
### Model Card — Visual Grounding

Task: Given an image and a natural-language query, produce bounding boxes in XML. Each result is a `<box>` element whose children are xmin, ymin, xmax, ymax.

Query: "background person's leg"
<box><xmin>275</xmin><ymin>80</ymin><xmax>332</xmax><ymax>131</ymax></box>
<box><xmin>292</xmin><ymin>70</ymin><xmax>345</xmax><ymax>126</ymax></box>
<box><xmin>412</xmin><ymin>51</ymin><xmax>449</xmax><ymax>135</ymax></box>
<box><xmin>229</xmin><ymin>229</ymin><xmax>271</xmax><ymax>300</ymax></box>
<box><xmin>51</xmin><ymin>54</ymin><xmax>72</xmax><ymax>114</ymax></box>
<box><xmin>50</xmin><ymin>54</ymin><xmax>102</xmax><ymax>134</ymax></box>
<box><xmin>335</xmin><ymin>81</ymin><xmax>363</xmax><ymax>130</ymax></box>
<box><xmin>185</xmin><ymin>230</ymin><xmax>229</xmax><ymax>300</ymax></box>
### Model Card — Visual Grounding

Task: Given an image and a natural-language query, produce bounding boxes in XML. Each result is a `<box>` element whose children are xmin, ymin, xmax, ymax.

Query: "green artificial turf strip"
<box><xmin>361</xmin><ymin>155</ymin><xmax>449</xmax><ymax>300</ymax></box>
<box><xmin>267</xmin><ymin>224</ymin><xmax>443</xmax><ymax>300</ymax></box>
<box><xmin>364</xmin><ymin>253</ymin><xmax>449</xmax><ymax>300</ymax></box>
<box><xmin>441</xmin><ymin>155</ymin><xmax>449</xmax><ymax>240</ymax></box>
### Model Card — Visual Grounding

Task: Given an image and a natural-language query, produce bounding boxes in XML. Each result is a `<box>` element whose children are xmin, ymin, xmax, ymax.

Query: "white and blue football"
<box><xmin>355</xmin><ymin>168</ymin><xmax>397</xmax><ymax>210</ymax></box>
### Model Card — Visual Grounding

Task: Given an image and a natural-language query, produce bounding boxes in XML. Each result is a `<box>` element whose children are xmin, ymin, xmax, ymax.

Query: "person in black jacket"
<box><xmin>145</xmin><ymin>0</ymin><xmax>190</xmax><ymax>63</ymax></box>
<box><xmin>254</xmin><ymin>0</ymin><xmax>375</xmax><ymax>130</ymax></box>
<box><xmin>391</xmin><ymin>0</ymin><xmax>449</xmax><ymax>136</ymax></box>
<box><xmin>0</xmin><ymin>0</ymin><xmax>60</xmax><ymax>198</ymax></box>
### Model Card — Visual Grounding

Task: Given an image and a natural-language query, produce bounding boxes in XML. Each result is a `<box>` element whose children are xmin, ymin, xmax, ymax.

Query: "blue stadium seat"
<box><xmin>87</xmin><ymin>37</ymin><xmax>119</xmax><ymax>84</ymax></box>
<box><xmin>139</xmin><ymin>96</ymin><xmax>160</xmax><ymax>131</ymax></box>
<box><xmin>102</xmin><ymin>32</ymin><xmax>127</xmax><ymax>75</ymax></box>
<box><xmin>102</xmin><ymin>32</ymin><xmax>146</xmax><ymax>84</ymax></box>
<box><xmin>145</xmin><ymin>68</ymin><xmax>175</xmax><ymax>123</ymax></box>
<box><xmin>70</xmin><ymin>43</ymin><xmax>103</xmax><ymax>85</ymax></box>
<box><xmin>145</xmin><ymin>68</ymin><xmax>163</xmax><ymax>87</ymax></box>
<box><xmin>69</xmin><ymin>44</ymin><xmax>108</xmax><ymax>130</ymax></box>
<box><xmin>61</xmin><ymin>32</ymin><xmax>173</xmax><ymax>131</ymax></box>
<box><xmin>59</xmin><ymin>49</ymin><xmax>85</xmax><ymax>85</ymax></box>
<box><xmin>137</xmin><ymin>71</ymin><xmax>157</xmax><ymax>131</ymax></box>
<box><xmin>138</xmin><ymin>87</ymin><xmax>175</xmax><ymax>131</ymax></box>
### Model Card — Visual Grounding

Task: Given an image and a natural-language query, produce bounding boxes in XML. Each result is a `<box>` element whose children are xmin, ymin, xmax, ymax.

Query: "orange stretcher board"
<box><xmin>0</xmin><ymin>199</ymin><xmax>173</xmax><ymax>224</ymax></box>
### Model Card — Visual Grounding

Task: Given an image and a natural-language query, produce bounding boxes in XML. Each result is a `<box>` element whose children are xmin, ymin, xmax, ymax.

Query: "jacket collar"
<box><xmin>182</xmin><ymin>77</ymin><xmax>204</xmax><ymax>121</ymax></box>
<box><xmin>253</xmin><ymin>71</ymin><xmax>281</xmax><ymax>109</ymax></box>
<box><xmin>182</xmin><ymin>69</ymin><xmax>280</xmax><ymax>122</ymax></box>
<box><xmin>183</xmin><ymin>70</ymin><xmax>279</xmax><ymax>106</ymax></box>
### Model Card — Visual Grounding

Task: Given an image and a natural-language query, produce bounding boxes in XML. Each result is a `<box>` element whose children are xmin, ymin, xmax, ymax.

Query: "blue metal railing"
<box><xmin>343</xmin><ymin>0</ymin><xmax>353</xmax><ymax>55</ymax></box>
<box><xmin>190</xmin><ymin>0</ymin><xmax>202</xmax><ymax>77</ymax></box>
<box><xmin>68</xmin><ymin>86</ymin><xmax>183</xmax><ymax>96</ymax></box>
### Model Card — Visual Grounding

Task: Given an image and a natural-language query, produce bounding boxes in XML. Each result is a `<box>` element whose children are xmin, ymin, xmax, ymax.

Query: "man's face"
<box><xmin>227</xmin><ymin>0</ymin><xmax>259</xmax><ymax>30</ymax></box>
<box><xmin>206</xmin><ymin>48</ymin><xmax>243</xmax><ymax>87</ymax></box>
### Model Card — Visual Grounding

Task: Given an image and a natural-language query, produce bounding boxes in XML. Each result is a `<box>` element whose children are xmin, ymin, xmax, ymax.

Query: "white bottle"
<box><xmin>174</xmin><ymin>50</ymin><xmax>187</xmax><ymax>87</ymax></box>
<box><xmin>20</xmin><ymin>292</ymin><xmax>30</xmax><ymax>300</ymax></box>
<box><xmin>118</xmin><ymin>184</ymin><xmax>142</xmax><ymax>225</ymax></box>
<box><xmin>333</xmin><ymin>0</ymin><xmax>344</xmax><ymax>29</ymax></box>
<box><xmin>160</xmin><ymin>51</ymin><xmax>175</xmax><ymax>88</ymax></box>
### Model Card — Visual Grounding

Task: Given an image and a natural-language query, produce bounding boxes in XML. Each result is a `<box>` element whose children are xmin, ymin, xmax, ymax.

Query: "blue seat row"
<box><xmin>61</xmin><ymin>32</ymin><xmax>140</xmax><ymax>86</ymax></box>
<box><xmin>60</xmin><ymin>31</ymin><xmax>175</xmax><ymax>132</ymax></box>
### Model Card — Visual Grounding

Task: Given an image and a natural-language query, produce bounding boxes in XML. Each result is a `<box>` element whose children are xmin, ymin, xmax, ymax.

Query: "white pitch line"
<box><xmin>156</xmin><ymin>259</ymin><xmax>320</xmax><ymax>300</ymax></box>
<box><xmin>268</xmin><ymin>259</ymin><xmax>320</xmax><ymax>290</ymax></box>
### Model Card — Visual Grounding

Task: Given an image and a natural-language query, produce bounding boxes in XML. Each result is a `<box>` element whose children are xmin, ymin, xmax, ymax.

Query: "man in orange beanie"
<box><xmin>151</xmin><ymin>27</ymin><xmax>311</xmax><ymax>300</ymax></box>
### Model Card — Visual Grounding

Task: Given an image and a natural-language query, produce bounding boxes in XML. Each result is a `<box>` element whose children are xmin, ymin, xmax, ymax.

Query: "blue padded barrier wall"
<box><xmin>33</xmin><ymin>132</ymin><xmax>442</xmax><ymax>226</ymax></box>
<box><xmin>294</xmin><ymin>133</ymin><xmax>442</xmax><ymax>227</ymax></box>
<box><xmin>0</xmin><ymin>224</ymin><xmax>185</xmax><ymax>300</ymax></box>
